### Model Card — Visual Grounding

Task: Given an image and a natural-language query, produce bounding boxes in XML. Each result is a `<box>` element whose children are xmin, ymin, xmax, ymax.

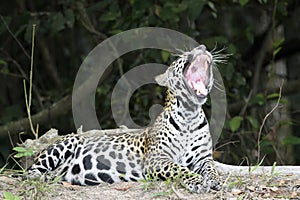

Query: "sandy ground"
<box><xmin>0</xmin><ymin>172</ymin><xmax>299</xmax><ymax>200</ymax></box>
<box><xmin>10</xmin><ymin>129</ymin><xmax>299</xmax><ymax>199</ymax></box>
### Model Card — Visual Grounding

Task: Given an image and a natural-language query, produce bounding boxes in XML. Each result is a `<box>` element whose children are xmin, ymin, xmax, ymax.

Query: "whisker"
<box><xmin>211</xmin><ymin>44</ymin><xmax>231</xmax><ymax>65</ymax></box>
<box><xmin>213</xmin><ymin>85</ymin><xmax>225</xmax><ymax>93</ymax></box>
<box><xmin>213</xmin><ymin>53</ymin><xmax>231</xmax><ymax>64</ymax></box>
<box><xmin>214</xmin><ymin>79</ymin><xmax>224</xmax><ymax>87</ymax></box>
<box><xmin>211</xmin><ymin>46</ymin><xmax>227</xmax><ymax>55</ymax></box>
<box><xmin>212</xmin><ymin>53</ymin><xmax>232</xmax><ymax>58</ymax></box>
<box><xmin>214</xmin><ymin>83</ymin><xmax>225</xmax><ymax>91</ymax></box>
<box><xmin>213</xmin><ymin>59</ymin><xmax>228</xmax><ymax>64</ymax></box>
<box><xmin>213</xmin><ymin>81</ymin><xmax>226</xmax><ymax>93</ymax></box>
<box><xmin>210</xmin><ymin>42</ymin><xmax>219</xmax><ymax>53</ymax></box>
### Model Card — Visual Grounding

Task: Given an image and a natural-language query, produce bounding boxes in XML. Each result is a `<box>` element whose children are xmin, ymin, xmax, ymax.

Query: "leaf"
<box><xmin>267</xmin><ymin>93</ymin><xmax>280</xmax><ymax>100</ymax></box>
<box><xmin>260</xmin><ymin>141</ymin><xmax>274</xmax><ymax>154</ymax></box>
<box><xmin>207</xmin><ymin>1</ymin><xmax>217</xmax><ymax>12</ymax></box>
<box><xmin>271</xmin><ymin>161</ymin><xmax>277</xmax><ymax>175</ymax></box>
<box><xmin>100</xmin><ymin>11</ymin><xmax>121</xmax><ymax>22</ymax></box>
<box><xmin>3</xmin><ymin>191</ymin><xmax>20</xmax><ymax>200</ymax></box>
<box><xmin>13</xmin><ymin>146</ymin><xmax>34</xmax><ymax>158</ymax></box>
<box><xmin>161</xmin><ymin>50</ymin><xmax>170</xmax><ymax>62</ymax></box>
<box><xmin>186</xmin><ymin>0</ymin><xmax>206</xmax><ymax>20</ymax></box>
<box><xmin>13</xmin><ymin>146</ymin><xmax>28</xmax><ymax>153</ymax></box>
<box><xmin>258</xmin><ymin>0</ymin><xmax>268</xmax><ymax>4</ymax></box>
<box><xmin>87</xmin><ymin>0</ymin><xmax>111</xmax><ymax>12</ymax></box>
<box><xmin>273</xmin><ymin>46</ymin><xmax>282</xmax><ymax>57</ymax></box>
<box><xmin>250</xmin><ymin>93</ymin><xmax>266</xmax><ymax>106</ymax></box>
<box><xmin>128</xmin><ymin>0</ymin><xmax>135</xmax><ymax>5</ymax></box>
<box><xmin>273</xmin><ymin>38</ymin><xmax>285</xmax><ymax>49</ymax></box>
<box><xmin>228</xmin><ymin>43</ymin><xmax>237</xmax><ymax>54</ymax></box>
<box><xmin>277</xmin><ymin>0</ymin><xmax>288</xmax><ymax>16</ymax></box>
<box><xmin>108</xmin><ymin>29</ymin><xmax>123</xmax><ymax>35</ymax></box>
<box><xmin>99</xmin><ymin>3</ymin><xmax>121</xmax><ymax>22</ymax></box>
<box><xmin>0</xmin><ymin>59</ymin><xmax>7</xmax><ymax>65</ymax></box>
<box><xmin>170</xmin><ymin>3</ymin><xmax>187</xmax><ymax>13</ymax></box>
<box><xmin>239</xmin><ymin>0</ymin><xmax>249</xmax><ymax>6</ymax></box>
<box><xmin>246</xmin><ymin>116</ymin><xmax>259</xmax><ymax>129</ymax></box>
<box><xmin>49</xmin><ymin>12</ymin><xmax>65</xmax><ymax>33</ymax></box>
<box><xmin>272</xmin><ymin>38</ymin><xmax>285</xmax><ymax>57</ymax></box>
<box><xmin>282</xmin><ymin>136</ymin><xmax>300</xmax><ymax>145</ymax></box>
<box><xmin>236</xmin><ymin>73</ymin><xmax>246</xmax><ymax>86</ymax></box>
<box><xmin>229</xmin><ymin>116</ymin><xmax>243</xmax><ymax>132</ymax></box>
<box><xmin>155</xmin><ymin>4</ymin><xmax>179</xmax><ymax>22</ymax></box>
<box><xmin>246</xmin><ymin>26</ymin><xmax>254</xmax><ymax>44</ymax></box>
<box><xmin>64</xmin><ymin>9</ymin><xmax>75</xmax><ymax>28</ymax></box>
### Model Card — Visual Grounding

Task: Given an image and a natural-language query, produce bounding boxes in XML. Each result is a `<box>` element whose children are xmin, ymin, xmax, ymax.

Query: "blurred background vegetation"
<box><xmin>0</xmin><ymin>0</ymin><xmax>299</xmax><ymax>168</ymax></box>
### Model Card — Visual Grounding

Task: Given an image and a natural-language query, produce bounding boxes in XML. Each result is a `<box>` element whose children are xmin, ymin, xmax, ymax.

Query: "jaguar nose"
<box><xmin>198</xmin><ymin>45</ymin><xmax>206</xmax><ymax>51</ymax></box>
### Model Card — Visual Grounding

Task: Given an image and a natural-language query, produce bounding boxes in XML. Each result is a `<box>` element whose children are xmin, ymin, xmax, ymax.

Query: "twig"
<box><xmin>215</xmin><ymin>140</ymin><xmax>239</xmax><ymax>151</ymax></box>
<box><xmin>220</xmin><ymin>172</ymin><xmax>231</xmax><ymax>199</ymax></box>
<box><xmin>75</xmin><ymin>2</ymin><xmax>107</xmax><ymax>40</ymax></box>
<box><xmin>0</xmin><ymin>50</ymin><xmax>44</xmax><ymax>109</ymax></box>
<box><xmin>6</xmin><ymin>153</ymin><xmax>25</xmax><ymax>171</ymax></box>
<box><xmin>257</xmin><ymin>80</ymin><xmax>284</xmax><ymax>164</ymax></box>
<box><xmin>0</xmin><ymin>71</ymin><xmax>23</xmax><ymax>78</ymax></box>
<box><xmin>239</xmin><ymin>90</ymin><xmax>253</xmax><ymax>116</ymax></box>
<box><xmin>29</xmin><ymin>25</ymin><xmax>35</xmax><ymax>108</ymax></box>
<box><xmin>0</xmin><ymin>15</ymin><xmax>30</xmax><ymax>59</ymax></box>
<box><xmin>171</xmin><ymin>185</ymin><xmax>185</xmax><ymax>199</ymax></box>
<box><xmin>7</xmin><ymin>131</ymin><xmax>14</xmax><ymax>149</ymax></box>
<box><xmin>24</xmin><ymin>24</ymin><xmax>38</xmax><ymax>139</ymax></box>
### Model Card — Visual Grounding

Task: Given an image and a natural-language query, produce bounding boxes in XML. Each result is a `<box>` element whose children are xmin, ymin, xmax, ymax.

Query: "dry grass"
<box><xmin>0</xmin><ymin>172</ymin><xmax>299</xmax><ymax>200</ymax></box>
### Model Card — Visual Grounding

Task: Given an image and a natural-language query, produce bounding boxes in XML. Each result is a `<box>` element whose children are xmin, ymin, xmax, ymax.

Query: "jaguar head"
<box><xmin>155</xmin><ymin>45</ymin><xmax>214</xmax><ymax>105</ymax></box>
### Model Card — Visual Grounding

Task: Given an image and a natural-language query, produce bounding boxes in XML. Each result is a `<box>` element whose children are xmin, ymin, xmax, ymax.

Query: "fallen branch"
<box><xmin>214</xmin><ymin>161</ymin><xmax>300</xmax><ymax>175</ymax></box>
<box><xmin>0</xmin><ymin>95</ymin><xmax>71</xmax><ymax>137</ymax></box>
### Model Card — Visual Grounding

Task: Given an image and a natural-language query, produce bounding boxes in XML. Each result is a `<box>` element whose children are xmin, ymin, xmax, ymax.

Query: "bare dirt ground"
<box><xmin>0</xmin><ymin>172</ymin><xmax>299</xmax><ymax>200</ymax></box>
<box><xmin>4</xmin><ymin>129</ymin><xmax>297</xmax><ymax>199</ymax></box>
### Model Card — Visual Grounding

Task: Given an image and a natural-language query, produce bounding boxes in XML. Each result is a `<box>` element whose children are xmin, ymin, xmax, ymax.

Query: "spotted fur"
<box><xmin>27</xmin><ymin>45</ymin><xmax>222</xmax><ymax>193</ymax></box>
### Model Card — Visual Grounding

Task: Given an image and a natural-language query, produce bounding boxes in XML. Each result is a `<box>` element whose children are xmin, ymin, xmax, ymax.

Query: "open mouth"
<box><xmin>184</xmin><ymin>54</ymin><xmax>211</xmax><ymax>99</ymax></box>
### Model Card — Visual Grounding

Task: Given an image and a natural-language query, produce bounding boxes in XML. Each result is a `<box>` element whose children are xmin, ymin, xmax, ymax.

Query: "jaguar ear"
<box><xmin>155</xmin><ymin>70</ymin><xmax>169</xmax><ymax>87</ymax></box>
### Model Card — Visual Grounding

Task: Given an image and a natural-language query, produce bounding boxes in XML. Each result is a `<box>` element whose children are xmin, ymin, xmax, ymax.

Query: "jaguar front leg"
<box><xmin>143</xmin><ymin>156</ymin><xmax>213</xmax><ymax>193</ymax></box>
<box><xmin>192</xmin><ymin>158</ymin><xmax>222</xmax><ymax>191</ymax></box>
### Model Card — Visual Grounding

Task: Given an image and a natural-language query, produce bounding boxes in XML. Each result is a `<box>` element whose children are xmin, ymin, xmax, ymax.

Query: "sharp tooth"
<box><xmin>188</xmin><ymin>80</ymin><xmax>193</xmax><ymax>88</ymax></box>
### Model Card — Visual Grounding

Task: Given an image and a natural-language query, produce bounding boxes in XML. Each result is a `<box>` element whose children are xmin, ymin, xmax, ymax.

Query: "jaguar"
<box><xmin>27</xmin><ymin>44</ymin><xmax>223</xmax><ymax>193</ymax></box>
